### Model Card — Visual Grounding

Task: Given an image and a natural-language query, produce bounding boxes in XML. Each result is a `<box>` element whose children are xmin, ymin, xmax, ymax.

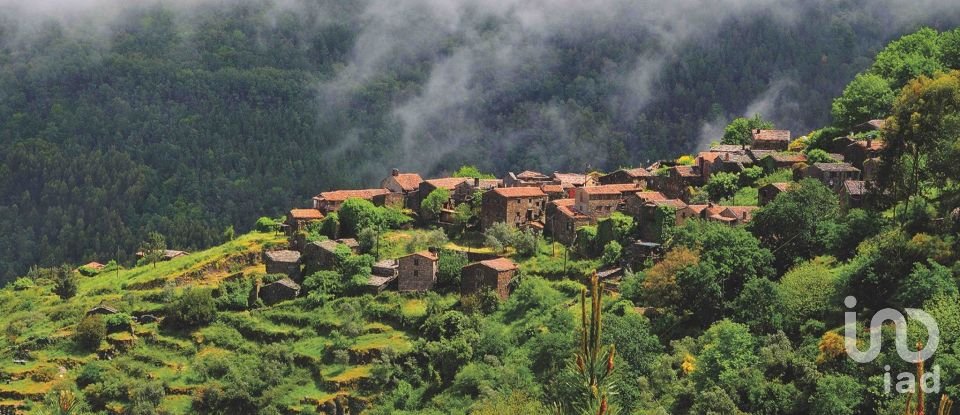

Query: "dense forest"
<box><xmin>2</xmin><ymin>0</ymin><xmax>960</xmax><ymax>281</ymax></box>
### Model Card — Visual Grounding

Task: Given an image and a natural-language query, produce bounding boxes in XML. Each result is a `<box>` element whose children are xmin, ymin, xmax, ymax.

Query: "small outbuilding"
<box><xmin>264</xmin><ymin>250</ymin><xmax>302</xmax><ymax>281</ymax></box>
<box><xmin>460</xmin><ymin>257</ymin><xmax>517</xmax><ymax>300</ymax></box>
<box><xmin>86</xmin><ymin>303</ymin><xmax>119</xmax><ymax>317</ymax></box>
<box><xmin>397</xmin><ymin>251</ymin><xmax>439</xmax><ymax>292</ymax></box>
<box><xmin>259</xmin><ymin>278</ymin><xmax>301</xmax><ymax>305</ymax></box>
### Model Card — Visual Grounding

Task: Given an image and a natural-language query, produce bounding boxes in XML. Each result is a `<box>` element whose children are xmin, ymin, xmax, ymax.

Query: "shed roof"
<box><xmin>492</xmin><ymin>187</ymin><xmax>547</xmax><ymax>198</ymax></box>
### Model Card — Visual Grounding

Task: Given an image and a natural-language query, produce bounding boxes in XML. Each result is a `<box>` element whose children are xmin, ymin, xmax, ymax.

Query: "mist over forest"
<box><xmin>1</xmin><ymin>0</ymin><xmax>959</xmax><ymax>279</ymax></box>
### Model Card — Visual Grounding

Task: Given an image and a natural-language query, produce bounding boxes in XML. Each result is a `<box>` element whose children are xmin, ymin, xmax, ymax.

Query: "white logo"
<box><xmin>843</xmin><ymin>296</ymin><xmax>940</xmax><ymax>394</ymax></box>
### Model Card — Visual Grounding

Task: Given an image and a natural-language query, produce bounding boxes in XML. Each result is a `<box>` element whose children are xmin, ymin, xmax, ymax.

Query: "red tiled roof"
<box><xmin>289</xmin><ymin>209</ymin><xmax>324</xmax><ymax>220</ymax></box>
<box><xmin>552</xmin><ymin>172</ymin><xmax>589</xmax><ymax>186</ymax></box>
<box><xmin>685</xmin><ymin>204</ymin><xmax>724</xmax><ymax>217</ymax></box>
<box><xmin>391</xmin><ymin>173</ymin><xmax>423</xmax><ymax>192</ymax></box>
<box><xmin>315</xmin><ymin>188</ymin><xmax>390</xmax><ymax>201</ymax></box>
<box><xmin>767</xmin><ymin>152</ymin><xmax>807</xmax><ymax>163</ymax></box>
<box><xmin>581</xmin><ymin>184</ymin><xmax>642</xmax><ymax>195</ymax></box>
<box><xmin>843</xmin><ymin>180</ymin><xmax>867</xmax><ymax>195</ymax></box>
<box><xmin>631</xmin><ymin>191</ymin><xmax>667</xmax><ymax>201</ymax></box>
<box><xmin>673</xmin><ymin>166</ymin><xmax>699</xmax><ymax>177</ymax></box>
<box><xmin>698</xmin><ymin>152</ymin><xmax>724</xmax><ymax>162</ymax></box>
<box><xmin>552</xmin><ymin>198</ymin><xmax>576</xmax><ymax>207</ymax></box>
<box><xmin>720</xmin><ymin>206</ymin><xmax>758</xmax><ymax>222</ymax></box>
<box><xmin>649</xmin><ymin>199</ymin><xmax>688</xmax><ymax>209</ymax></box>
<box><xmin>82</xmin><ymin>261</ymin><xmax>105</xmax><ymax>270</ymax></box>
<box><xmin>852</xmin><ymin>140</ymin><xmax>885</xmax><ymax>151</ymax></box>
<box><xmin>767</xmin><ymin>182</ymin><xmax>791</xmax><ymax>192</ymax></box>
<box><xmin>493</xmin><ymin>187</ymin><xmax>547</xmax><ymax>198</ymax></box>
<box><xmin>541</xmin><ymin>184</ymin><xmax>564</xmax><ymax>193</ymax></box>
<box><xmin>752</xmin><ymin>129</ymin><xmax>791</xmax><ymax>142</ymax></box>
<box><xmin>469</xmin><ymin>257</ymin><xmax>518</xmax><ymax>272</ymax></box>
<box><xmin>425</xmin><ymin>177</ymin><xmax>469</xmax><ymax>190</ymax></box>
<box><xmin>406</xmin><ymin>250</ymin><xmax>438</xmax><ymax>261</ymax></box>
<box><xmin>517</xmin><ymin>170</ymin><xmax>548</xmax><ymax>179</ymax></box>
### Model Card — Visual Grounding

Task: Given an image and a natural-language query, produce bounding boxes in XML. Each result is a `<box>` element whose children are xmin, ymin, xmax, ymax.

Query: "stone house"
<box><xmin>264</xmin><ymin>250</ymin><xmax>302</xmax><ymax>281</ymax></box>
<box><xmin>381</xmin><ymin>169</ymin><xmax>424</xmax><ymax>209</ymax></box>
<box><xmin>480</xmin><ymin>187</ymin><xmax>548</xmax><ymax>230</ymax></box>
<box><xmin>852</xmin><ymin>119</ymin><xmax>885</xmax><ymax>133</ymax></box>
<box><xmin>862</xmin><ymin>158</ymin><xmax>880</xmax><ymax>182</ymax></box>
<box><xmin>717</xmin><ymin>151</ymin><xmax>755</xmax><ymax>173</ymax></box>
<box><xmin>453</xmin><ymin>178</ymin><xmax>502</xmax><ymax>204</ymax></box>
<box><xmin>540</xmin><ymin>184</ymin><xmax>567</xmax><ymax>201</ymax></box>
<box><xmin>259</xmin><ymin>278</ymin><xmax>301</xmax><ymax>305</ymax></box>
<box><xmin>840</xmin><ymin>180</ymin><xmax>867</xmax><ymax>210</ymax></box>
<box><xmin>365</xmin><ymin>275</ymin><xmax>397</xmax><ymax>294</ymax></box>
<box><xmin>547</xmin><ymin>199</ymin><xmax>592</xmax><ymax>245</ymax></box>
<box><xmin>312</xmin><ymin>189</ymin><xmax>391</xmax><ymax>214</ymax></box>
<box><xmin>636</xmin><ymin>199</ymin><xmax>687</xmax><ymax>242</ymax></box>
<box><xmin>552</xmin><ymin>172</ymin><xmax>595</xmax><ymax>188</ymax></box>
<box><xmin>751</xmin><ymin>129</ymin><xmax>791</xmax><ymax>151</ymax></box>
<box><xmin>696</xmin><ymin>152</ymin><xmax>723</xmax><ymax>180</ymax></box>
<box><xmin>460</xmin><ymin>257</ymin><xmax>517</xmax><ymax>300</ymax></box>
<box><xmin>806</xmin><ymin>163</ymin><xmax>861</xmax><ymax>191</ymax></box>
<box><xmin>87</xmin><ymin>303</ymin><xmax>118</xmax><ymax>317</ymax></box>
<box><xmin>622</xmin><ymin>191</ymin><xmax>668</xmax><ymax>217</ymax></box>
<box><xmin>397</xmin><ymin>251</ymin><xmax>438</xmax><ymax>292</ymax></box>
<box><xmin>843</xmin><ymin>139</ymin><xmax>884</xmax><ymax>169</ymax></box>
<box><xmin>652</xmin><ymin>166</ymin><xmax>702</xmax><ymax>200</ymax></box>
<box><xmin>573</xmin><ymin>184</ymin><xmax>641</xmax><ymax>220</ymax></box>
<box><xmin>758</xmin><ymin>153</ymin><xmax>807</xmax><ymax>172</ymax></box>
<box><xmin>504</xmin><ymin>170</ymin><xmax>553</xmax><ymax>187</ymax></box>
<box><xmin>598</xmin><ymin>168</ymin><xmax>651</xmax><ymax>187</ymax></box>
<box><xmin>286</xmin><ymin>208</ymin><xmax>324</xmax><ymax>234</ymax></box>
<box><xmin>717</xmin><ymin>206</ymin><xmax>758</xmax><ymax>225</ymax></box>
<box><xmin>758</xmin><ymin>182</ymin><xmax>791</xmax><ymax>206</ymax></box>
<box><xmin>676</xmin><ymin>204</ymin><xmax>725</xmax><ymax>226</ymax></box>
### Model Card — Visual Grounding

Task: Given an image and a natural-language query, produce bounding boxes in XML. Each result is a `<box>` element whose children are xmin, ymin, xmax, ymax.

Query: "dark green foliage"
<box><xmin>53</xmin><ymin>265</ymin><xmax>79</xmax><ymax>300</ymax></box>
<box><xmin>215</xmin><ymin>277</ymin><xmax>253</xmax><ymax>311</ymax></box>
<box><xmin>254</xmin><ymin>217</ymin><xmax>280</xmax><ymax>233</ymax></box>
<box><xmin>338</xmin><ymin>198</ymin><xmax>384</xmax><ymax>237</ymax></box>
<box><xmin>303</xmin><ymin>271</ymin><xmax>343</xmax><ymax>298</ymax></box>
<box><xmin>750</xmin><ymin>179</ymin><xmax>841</xmax><ymax>272</ymax></box>
<box><xmin>805</xmin><ymin>148</ymin><xmax>836</xmax><ymax>164</ymax></box>
<box><xmin>105</xmin><ymin>313</ymin><xmax>132</xmax><ymax>333</ymax></box>
<box><xmin>437</xmin><ymin>250</ymin><xmax>469</xmax><ymax>292</ymax></box>
<box><xmin>600</xmin><ymin>241</ymin><xmax>622</xmax><ymax>266</ymax></box>
<box><xmin>166</xmin><ymin>288</ymin><xmax>217</xmax><ymax>327</ymax></box>
<box><xmin>671</xmin><ymin>220</ymin><xmax>774</xmax><ymax>302</ymax></box>
<box><xmin>731</xmin><ymin>277</ymin><xmax>785</xmax><ymax>334</ymax></box>
<box><xmin>722</xmin><ymin>114</ymin><xmax>773</xmax><ymax>145</ymax></box>
<box><xmin>831</xmin><ymin>73</ymin><xmax>895</xmax><ymax>129</ymax></box>
<box><xmin>75</xmin><ymin>315</ymin><xmax>107</xmax><ymax>350</ymax></box>
<box><xmin>704</xmin><ymin>171</ymin><xmax>740</xmax><ymax>201</ymax></box>
<box><xmin>595</xmin><ymin>212</ymin><xmax>634</xmax><ymax>247</ymax></box>
<box><xmin>895</xmin><ymin>259</ymin><xmax>958</xmax><ymax>307</ymax></box>
<box><xmin>808</xmin><ymin>374</ymin><xmax>864</xmax><ymax>415</ymax></box>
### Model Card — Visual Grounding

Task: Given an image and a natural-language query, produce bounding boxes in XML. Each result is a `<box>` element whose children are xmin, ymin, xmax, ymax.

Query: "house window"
<box><xmin>414</xmin><ymin>270</ymin><xmax>419</xmax><ymax>277</ymax></box>
<box><xmin>414</xmin><ymin>259</ymin><xmax>419</xmax><ymax>266</ymax></box>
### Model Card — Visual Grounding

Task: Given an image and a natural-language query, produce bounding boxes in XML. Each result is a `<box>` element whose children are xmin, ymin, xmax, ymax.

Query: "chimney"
<box><xmin>391</xmin><ymin>168</ymin><xmax>399</xmax><ymax>177</ymax></box>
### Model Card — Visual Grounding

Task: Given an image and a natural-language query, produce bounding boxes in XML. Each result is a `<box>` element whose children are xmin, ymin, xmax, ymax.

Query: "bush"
<box><xmin>11</xmin><ymin>277</ymin><xmax>34</xmax><ymax>290</ymax></box>
<box><xmin>166</xmin><ymin>288</ymin><xmax>217</xmax><ymax>328</ymax></box>
<box><xmin>705</xmin><ymin>172</ymin><xmax>740</xmax><ymax>201</ymax></box>
<box><xmin>601</xmin><ymin>241</ymin><xmax>622</xmax><ymax>266</ymax></box>
<box><xmin>105</xmin><ymin>313</ymin><xmax>132</xmax><ymax>332</ymax></box>
<box><xmin>255</xmin><ymin>216</ymin><xmax>279</xmax><ymax>232</ymax></box>
<box><xmin>438</xmin><ymin>250</ymin><xmax>469</xmax><ymax>292</ymax></box>
<box><xmin>75</xmin><ymin>315</ymin><xmax>107</xmax><ymax>350</ymax></box>
<box><xmin>358</xmin><ymin>227</ymin><xmax>378</xmax><ymax>254</ymax></box>
<box><xmin>215</xmin><ymin>277</ymin><xmax>253</xmax><ymax>311</ymax></box>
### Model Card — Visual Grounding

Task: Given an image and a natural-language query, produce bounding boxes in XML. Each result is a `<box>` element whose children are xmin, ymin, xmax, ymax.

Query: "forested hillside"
<box><xmin>2</xmin><ymin>0</ymin><xmax>960</xmax><ymax>281</ymax></box>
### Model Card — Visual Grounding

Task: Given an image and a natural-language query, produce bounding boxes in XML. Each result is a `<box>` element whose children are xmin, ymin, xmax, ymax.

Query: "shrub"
<box><xmin>11</xmin><ymin>277</ymin><xmax>34</xmax><ymax>290</ymax></box>
<box><xmin>215</xmin><ymin>277</ymin><xmax>253</xmax><ymax>311</ymax></box>
<box><xmin>601</xmin><ymin>241</ymin><xmax>622</xmax><ymax>266</ymax></box>
<box><xmin>255</xmin><ymin>216</ymin><xmax>279</xmax><ymax>232</ymax></box>
<box><xmin>105</xmin><ymin>313</ymin><xmax>132</xmax><ymax>332</ymax></box>
<box><xmin>166</xmin><ymin>288</ymin><xmax>217</xmax><ymax>328</ymax></box>
<box><xmin>75</xmin><ymin>315</ymin><xmax>107</xmax><ymax>350</ymax></box>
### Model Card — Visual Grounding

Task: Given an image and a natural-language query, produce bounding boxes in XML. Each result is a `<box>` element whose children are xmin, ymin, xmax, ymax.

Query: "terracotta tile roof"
<box><xmin>289</xmin><ymin>208</ymin><xmax>324</xmax><ymax>220</ymax></box>
<box><xmin>471</xmin><ymin>179</ymin><xmax>502</xmax><ymax>189</ymax></box>
<box><xmin>552</xmin><ymin>198</ymin><xmax>576</xmax><ymax>207</ymax></box>
<box><xmin>631</xmin><ymin>191</ymin><xmax>667</xmax><ymax>201</ymax></box>
<box><xmin>710</xmin><ymin>144</ymin><xmax>750</xmax><ymax>153</ymax></box>
<box><xmin>493</xmin><ymin>187</ymin><xmax>547</xmax><ymax>198</ymax></box>
<box><xmin>843</xmin><ymin>180</ymin><xmax>866</xmax><ymax>195</ymax></box>
<box><xmin>552</xmin><ymin>172</ymin><xmax>589</xmax><ymax>186</ymax></box>
<box><xmin>315</xmin><ymin>188</ymin><xmax>391</xmax><ymax>201</ymax></box>
<box><xmin>517</xmin><ymin>170</ymin><xmax>549</xmax><ymax>179</ymax></box>
<box><xmin>622</xmin><ymin>168</ymin><xmax>651</xmax><ymax>177</ymax></box>
<box><xmin>469</xmin><ymin>257</ymin><xmax>518</xmax><ymax>272</ymax></box>
<box><xmin>685</xmin><ymin>204</ymin><xmax>724</xmax><ymax>217</ymax></box>
<box><xmin>82</xmin><ymin>261</ymin><xmax>105</xmax><ymax>270</ymax></box>
<box><xmin>557</xmin><ymin>204</ymin><xmax>590</xmax><ymax>219</ymax></box>
<box><xmin>698</xmin><ymin>152</ymin><xmax>724</xmax><ymax>162</ymax></box>
<box><xmin>813</xmin><ymin>162</ymin><xmax>859</xmax><ymax>172</ymax></box>
<box><xmin>391</xmin><ymin>173</ymin><xmax>424</xmax><ymax>192</ymax></box>
<box><xmin>541</xmin><ymin>184</ymin><xmax>564</xmax><ymax>193</ymax></box>
<box><xmin>425</xmin><ymin>177</ymin><xmax>470</xmax><ymax>190</ymax></box>
<box><xmin>752</xmin><ymin>129</ymin><xmax>791</xmax><ymax>142</ymax></box>
<box><xmin>767</xmin><ymin>182</ymin><xmax>791</xmax><ymax>192</ymax></box>
<box><xmin>721</xmin><ymin>153</ymin><xmax>754</xmax><ymax>164</ymax></box>
<box><xmin>672</xmin><ymin>166</ymin><xmax>699</xmax><ymax>177</ymax></box>
<box><xmin>851</xmin><ymin>140</ymin><xmax>885</xmax><ymax>151</ymax></box>
<box><xmin>581</xmin><ymin>184</ymin><xmax>642</xmax><ymax>195</ymax></box>
<box><xmin>748</xmin><ymin>149</ymin><xmax>775</xmax><ymax>160</ymax></box>
<box><xmin>649</xmin><ymin>199</ymin><xmax>688</xmax><ymax>209</ymax></box>
<box><xmin>406</xmin><ymin>250</ymin><xmax>438</xmax><ymax>261</ymax></box>
<box><xmin>720</xmin><ymin>206</ymin><xmax>758</xmax><ymax>222</ymax></box>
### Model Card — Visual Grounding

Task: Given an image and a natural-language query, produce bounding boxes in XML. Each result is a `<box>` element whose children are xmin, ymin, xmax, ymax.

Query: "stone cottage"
<box><xmin>259</xmin><ymin>278</ymin><xmax>301</xmax><ymax>305</ymax></box>
<box><xmin>460</xmin><ymin>257</ymin><xmax>517</xmax><ymax>300</ymax></box>
<box><xmin>397</xmin><ymin>250</ymin><xmax>439</xmax><ymax>292</ymax></box>
<box><xmin>264</xmin><ymin>250</ymin><xmax>302</xmax><ymax>281</ymax></box>
<box><xmin>480</xmin><ymin>187</ymin><xmax>548</xmax><ymax>230</ymax></box>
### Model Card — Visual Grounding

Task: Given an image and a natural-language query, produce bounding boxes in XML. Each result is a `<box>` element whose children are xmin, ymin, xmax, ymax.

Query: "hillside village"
<box><xmin>258</xmin><ymin>122</ymin><xmax>884</xmax><ymax>304</ymax></box>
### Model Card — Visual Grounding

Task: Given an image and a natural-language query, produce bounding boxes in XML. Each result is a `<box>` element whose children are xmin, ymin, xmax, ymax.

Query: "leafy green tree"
<box><xmin>805</xmin><ymin>148</ymin><xmax>835</xmax><ymax>164</ymax></box>
<box><xmin>692</xmin><ymin>320</ymin><xmax>758</xmax><ymax>390</ymax></box>
<box><xmin>166</xmin><ymin>288</ymin><xmax>217</xmax><ymax>327</ymax></box>
<box><xmin>601</xmin><ymin>241</ymin><xmax>622</xmax><ymax>266</ymax></box>
<box><xmin>75</xmin><ymin>315</ymin><xmax>107</xmax><ymax>350</ymax></box>
<box><xmin>777</xmin><ymin>257</ymin><xmax>840</xmax><ymax>330</ymax></box>
<box><xmin>484</xmin><ymin>222</ymin><xmax>518</xmax><ymax>254</ymax></box>
<box><xmin>830</xmin><ymin>72</ymin><xmax>895</xmax><ymax>129</ymax></box>
<box><xmin>704</xmin><ymin>172</ymin><xmax>740</xmax><ymax>201</ymax></box>
<box><xmin>139</xmin><ymin>232</ymin><xmax>166</xmax><ymax>269</ymax></box>
<box><xmin>52</xmin><ymin>265</ymin><xmax>78</xmax><ymax>300</ymax></box>
<box><xmin>319</xmin><ymin>212</ymin><xmax>340</xmax><ymax>240</ymax></box>
<box><xmin>338</xmin><ymin>198</ymin><xmax>384</xmax><ymax>237</ymax></box>
<box><xmin>942</xmin><ymin>28</ymin><xmax>960</xmax><ymax>69</ymax></box>
<box><xmin>128</xmin><ymin>381</ymin><xmax>165</xmax><ymax>415</ymax></box>
<box><xmin>731</xmin><ymin>277</ymin><xmax>785</xmax><ymax>334</ymax></box>
<box><xmin>596</xmin><ymin>212</ymin><xmax>634</xmax><ymax>247</ymax></box>
<box><xmin>895</xmin><ymin>260</ymin><xmax>958</xmax><ymax>307</ymax></box>
<box><xmin>512</xmin><ymin>229</ymin><xmax>539</xmax><ymax>257</ymax></box>
<box><xmin>452</xmin><ymin>165</ymin><xmax>495</xmax><ymax>179</ymax></box>
<box><xmin>671</xmin><ymin>220</ymin><xmax>774</xmax><ymax>302</ymax></box>
<box><xmin>303</xmin><ymin>271</ymin><xmax>343</xmax><ymax>298</ymax></box>
<box><xmin>722</xmin><ymin>114</ymin><xmax>773</xmax><ymax>145</ymax></box>
<box><xmin>870</xmin><ymin>27</ymin><xmax>944</xmax><ymax>86</ymax></box>
<box><xmin>421</xmin><ymin>188</ymin><xmax>451</xmax><ymax>219</ymax></box>
<box><xmin>357</xmin><ymin>227</ymin><xmax>378</xmax><ymax>254</ymax></box>
<box><xmin>750</xmin><ymin>179</ymin><xmax>841</xmax><ymax>272</ymax></box>
<box><xmin>437</xmin><ymin>250</ymin><xmax>469</xmax><ymax>292</ymax></box>
<box><xmin>808</xmin><ymin>374</ymin><xmax>864</xmax><ymax>415</ymax></box>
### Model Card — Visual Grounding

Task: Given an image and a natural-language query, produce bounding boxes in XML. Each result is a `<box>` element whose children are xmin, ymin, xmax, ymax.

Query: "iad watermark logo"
<box><xmin>843</xmin><ymin>296</ymin><xmax>941</xmax><ymax>394</ymax></box>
